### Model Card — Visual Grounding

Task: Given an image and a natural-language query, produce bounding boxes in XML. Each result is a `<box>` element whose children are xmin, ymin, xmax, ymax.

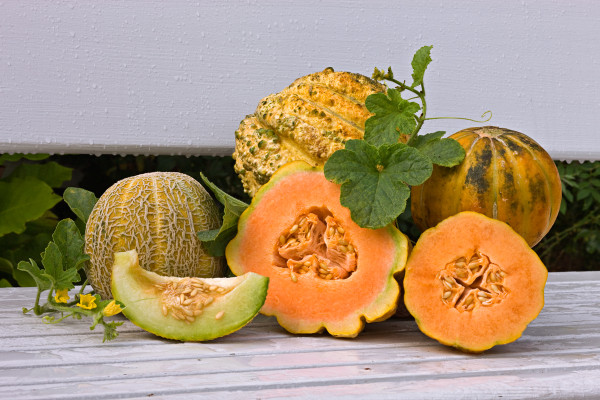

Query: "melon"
<box><xmin>411</xmin><ymin>126</ymin><xmax>562</xmax><ymax>247</ymax></box>
<box><xmin>226</xmin><ymin>161</ymin><xmax>410</xmax><ymax>337</ymax></box>
<box><xmin>233</xmin><ymin>68</ymin><xmax>386</xmax><ymax>196</ymax></box>
<box><xmin>111</xmin><ymin>249</ymin><xmax>268</xmax><ymax>341</ymax></box>
<box><xmin>403</xmin><ymin>211</ymin><xmax>548</xmax><ymax>352</ymax></box>
<box><xmin>85</xmin><ymin>172</ymin><xmax>224</xmax><ymax>299</ymax></box>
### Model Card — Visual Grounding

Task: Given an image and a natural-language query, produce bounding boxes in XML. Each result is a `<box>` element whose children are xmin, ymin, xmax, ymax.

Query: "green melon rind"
<box><xmin>227</xmin><ymin>161</ymin><xmax>410</xmax><ymax>337</ymax></box>
<box><xmin>111</xmin><ymin>250</ymin><xmax>269</xmax><ymax>342</ymax></box>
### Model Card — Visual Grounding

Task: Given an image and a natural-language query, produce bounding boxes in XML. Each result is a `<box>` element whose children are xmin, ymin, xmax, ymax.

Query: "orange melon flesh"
<box><xmin>403</xmin><ymin>211</ymin><xmax>547</xmax><ymax>352</ymax></box>
<box><xmin>226</xmin><ymin>161</ymin><xmax>409</xmax><ymax>337</ymax></box>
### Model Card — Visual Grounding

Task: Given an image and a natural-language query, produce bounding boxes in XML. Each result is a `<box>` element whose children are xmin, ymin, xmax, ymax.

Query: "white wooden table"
<box><xmin>1</xmin><ymin>271</ymin><xmax>599</xmax><ymax>399</ymax></box>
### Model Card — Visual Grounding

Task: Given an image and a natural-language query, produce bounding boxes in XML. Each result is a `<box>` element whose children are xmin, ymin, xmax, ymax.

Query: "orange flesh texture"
<box><xmin>403</xmin><ymin>211</ymin><xmax>547</xmax><ymax>352</ymax></box>
<box><xmin>226</xmin><ymin>162</ymin><xmax>408</xmax><ymax>337</ymax></box>
<box><xmin>411</xmin><ymin>127</ymin><xmax>561</xmax><ymax>247</ymax></box>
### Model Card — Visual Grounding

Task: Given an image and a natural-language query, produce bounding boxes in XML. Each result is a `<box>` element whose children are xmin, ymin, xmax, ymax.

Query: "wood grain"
<box><xmin>1</xmin><ymin>271</ymin><xmax>599</xmax><ymax>399</ymax></box>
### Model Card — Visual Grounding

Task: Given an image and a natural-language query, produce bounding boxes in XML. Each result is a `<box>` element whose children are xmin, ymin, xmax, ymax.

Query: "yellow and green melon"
<box><xmin>85</xmin><ymin>172</ymin><xmax>224</xmax><ymax>299</ymax></box>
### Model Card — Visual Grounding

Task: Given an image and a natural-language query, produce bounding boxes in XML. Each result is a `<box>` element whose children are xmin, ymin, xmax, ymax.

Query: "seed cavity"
<box><xmin>437</xmin><ymin>250</ymin><xmax>509</xmax><ymax>312</ymax></box>
<box><xmin>155</xmin><ymin>278</ymin><xmax>231</xmax><ymax>323</ymax></box>
<box><xmin>274</xmin><ymin>207</ymin><xmax>357</xmax><ymax>281</ymax></box>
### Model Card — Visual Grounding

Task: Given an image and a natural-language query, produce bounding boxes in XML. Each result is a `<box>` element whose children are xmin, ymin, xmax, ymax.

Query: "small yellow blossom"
<box><xmin>102</xmin><ymin>300</ymin><xmax>123</xmax><ymax>317</ymax></box>
<box><xmin>54</xmin><ymin>289</ymin><xmax>70</xmax><ymax>303</ymax></box>
<box><xmin>77</xmin><ymin>293</ymin><xmax>97</xmax><ymax>310</ymax></box>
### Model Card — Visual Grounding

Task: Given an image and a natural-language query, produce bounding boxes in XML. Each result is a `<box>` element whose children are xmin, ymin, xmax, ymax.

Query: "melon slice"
<box><xmin>403</xmin><ymin>211</ymin><xmax>548</xmax><ymax>352</ymax></box>
<box><xmin>226</xmin><ymin>161</ymin><xmax>410</xmax><ymax>337</ymax></box>
<box><xmin>111</xmin><ymin>250</ymin><xmax>268</xmax><ymax>341</ymax></box>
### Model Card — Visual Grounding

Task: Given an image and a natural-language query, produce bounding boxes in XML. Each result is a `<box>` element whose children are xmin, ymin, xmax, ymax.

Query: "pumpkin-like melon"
<box><xmin>411</xmin><ymin>126</ymin><xmax>562</xmax><ymax>247</ymax></box>
<box><xmin>226</xmin><ymin>161</ymin><xmax>410</xmax><ymax>337</ymax></box>
<box><xmin>85</xmin><ymin>172</ymin><xmax>224</xmax><ymax>299</ymax></box>
<box><xmin>404</xmin><ymin>211</ymin><xmax>547</xmax><ymax>352</ymax></box>
<box><xmin>111</xmin><ymin>249</ymin><xmax>268</xmax><ymax>341</ymax></box>
<box><xmin>233</xmin><ymin>68</ymin><xmax>386</xmax><ymax>196</ymax></box>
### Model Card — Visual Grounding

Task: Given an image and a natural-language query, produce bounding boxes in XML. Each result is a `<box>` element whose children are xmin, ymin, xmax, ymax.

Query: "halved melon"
<box><xmin>225</xmin><ymin>161</ymin><xmax>410</xmax><ymax>337</ymax></box>
<box><xmin>111</xmin><ymin>250</ymin><xmax>268</xmax><ymax>341</ymax></box>
<box><xmin>403</xmin><ymin>211</ymin><xmax>547</xmax><ymax>352</ymax></box>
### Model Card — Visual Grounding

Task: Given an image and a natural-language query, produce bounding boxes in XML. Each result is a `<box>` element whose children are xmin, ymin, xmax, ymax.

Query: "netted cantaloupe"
<box><xmin>233</xmin><ymin>68</ymin><xmax>386</xmax><ymax>196</ymax></box>
<box><xmin>85</xmin><ymin>172</ymin><xmax>224</xmax><ymax>299</ymax></box>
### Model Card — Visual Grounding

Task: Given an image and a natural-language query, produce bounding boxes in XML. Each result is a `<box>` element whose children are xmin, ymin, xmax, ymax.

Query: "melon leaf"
<box><xmin>0</xmin><ymin>178</ymin><xmax>62</xmax><ymax>237</ymax></box>
<box><xmin>10</xmin><ymin>161</ymin><xmax>72</xmax><ymax>188</ymax></box>
<box><xmin>63</xmin><ymin>187</ymin><xmax>98</xmax><ymax>224</ymax></box>
<box><xmin>364</xmin><ymin>88</ymin><xmax>420</xmax><ymax>146</ymax></box>
<box><xmin>198</xmin><ymin>173</ymin><xmax>249</xmax><ymax>257</ymax></box>
<box><xmin>411</xmin><ymin>45</ymin><xmax>433</xmax><ymax>88</ymax></box>
<box><xmin>409</xmin><ymin>131</ymin><xmax>466</xmax><ymax>167</ymax></box>
<box><xmin>324</xmin><ymin>139</ymin><xmax>432</xmax><ymax>229</ymax></box>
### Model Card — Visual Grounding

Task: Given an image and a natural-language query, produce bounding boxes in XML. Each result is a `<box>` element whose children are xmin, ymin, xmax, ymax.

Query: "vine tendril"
<box><xmin>424</xmin><ymin>110</ymin><xmax>493</xmax><ymax>124</ymax></box>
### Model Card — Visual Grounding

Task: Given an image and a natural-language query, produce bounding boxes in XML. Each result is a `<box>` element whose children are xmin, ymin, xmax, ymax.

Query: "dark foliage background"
<box><xmin>1</xmin><ymin>154</ymin><xmax>598</xmax><ymax>287</ymax></box>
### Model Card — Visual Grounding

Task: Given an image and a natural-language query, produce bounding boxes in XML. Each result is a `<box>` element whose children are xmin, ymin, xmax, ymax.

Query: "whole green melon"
<box><xmin>85</xmin><ymin>172</ymin><xmax>224</xmax><ymax>299</ymax></box>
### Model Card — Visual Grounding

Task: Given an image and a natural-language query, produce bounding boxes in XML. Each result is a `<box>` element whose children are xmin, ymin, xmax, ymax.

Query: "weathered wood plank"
<box><xmin>1</xmin><ymin>271</ymin><xmax>599</xmax><ymax>399</ymax></box>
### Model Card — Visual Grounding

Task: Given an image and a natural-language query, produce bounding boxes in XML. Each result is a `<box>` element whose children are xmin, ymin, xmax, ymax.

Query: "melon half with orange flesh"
<box><xmin>403</xmin><ymin>211</ymin><xmax>548</xmax><ymax>352</ymax></box>
<box><xmin>226</xmin><ymin>161</ymin><xmax>410</xmax><ymax>337</ymax></box>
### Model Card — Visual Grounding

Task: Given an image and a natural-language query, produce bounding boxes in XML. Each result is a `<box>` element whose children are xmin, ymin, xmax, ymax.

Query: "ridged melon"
<box><xmin>85</xmin><ymin>172</ymin><xmax>224</xmax><ymax>299</ymax></box>
<box><xmin>233</xmin><ymin>68</ymin><xmax>386</xmax><ymax>196</ymax></box>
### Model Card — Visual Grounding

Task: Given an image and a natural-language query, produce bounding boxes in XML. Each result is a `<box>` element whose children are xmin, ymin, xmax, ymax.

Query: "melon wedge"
<box><xmin>111</xmin><ymin>249</ymin><xmax>268</xmax><ymax>341</ymax></box>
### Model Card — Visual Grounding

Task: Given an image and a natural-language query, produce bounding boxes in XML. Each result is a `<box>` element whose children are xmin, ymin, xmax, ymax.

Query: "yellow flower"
<box><xmin>77</xmin><ymin>293</ymin><xmax>97</xmax><ymax>310</ymax></box>
<box><xmin>54</xmin><ymin>289</ymin><xmax>70</xmax><ymax>303</ymax></box>
<box><xmin>102</xmin><ymin>300</ymin><xmax>123</xmax><ymax>317</ymax></box>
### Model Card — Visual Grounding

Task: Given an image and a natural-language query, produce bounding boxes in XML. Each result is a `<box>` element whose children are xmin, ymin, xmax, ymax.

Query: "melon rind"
<box><xmin>85</xmin><ymin>172</ymin><xmax>224</xmax><ymax>299</ymax></box>
<box><xmin>226</xmin><ymin>161</ymin><xmax>410</xmax><ymax>338</ymax></box>
<box><xmin>111</xmin><ymin>250</ymin><xmax>269</xmax><ymax>341</ymax></box>
<box><xmin>403</xmin><ymin>211</ymin><xmax>547</xmax><ymax>353</ymax></box>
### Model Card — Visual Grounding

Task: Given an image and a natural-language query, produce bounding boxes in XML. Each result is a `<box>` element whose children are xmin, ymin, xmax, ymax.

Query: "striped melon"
<box><xmin>411</xmin><ymin>126</ymin><xmax>562</xmax><ymax>247</ymax></box>
<box><xmin>85</xmin><ymin>172</ymin><xmax>224</xmax><ymax>299</ymax></box>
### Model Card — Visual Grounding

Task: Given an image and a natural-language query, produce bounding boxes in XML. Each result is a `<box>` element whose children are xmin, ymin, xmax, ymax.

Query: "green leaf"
<box><xmin>411</xmin><ymin>45</ymin><xmax>433</xmax><ymax>88</ymax></box>
<box><xmin>197</xmin><ymin>173</ymin><xmax>249</xmax><ymax>257</ymax></box>
<box><xmin>0</xmin><ymin>154</ymin><xmax>49</xmax><ymax>166</ymax></box>
<box><xmin>41</xmin><ymin>241</ymin><xmax>80</xmax><ymax>290</ymax></box>
<box><xmin>17</xmin><ymin>259</ymin><xmax>52</xmax><ymax>291</ymax></box>
<box><xmin>63</xmin><ymin>187</ymin><xmax>98</xmax><ymax>224</ymax></box>
<box><xmin>364</xmin><ymin>89</ymin><xmax>421</xmax><ymax>146</ymax></box>
<box><xmin>409</xmin><ymin>132</ymin><xmax>465</xmax><ymax>167</ymax></box>
<box><xmin>9</xmin><ymin>161</ymin><xmax>72</xmax><ymax>188</ymax></box>
<box><xmin>52</xmin><ymin>219</ymin><xmax>89</xmax><ymax>271</ymax></box>
<box><xmin>324</xmin><ymin>140</ymin><xmax>432</xmax><ymax>229</ymax></box>
<box><xmin>0</xmin><ymin>177</ymin><xmax>62</xmax><ymax>237</ymax></box>
<box><xmin>0</xmin><ymin>257</ymin><xmax>12</xmax><ymax>275</ymax></box>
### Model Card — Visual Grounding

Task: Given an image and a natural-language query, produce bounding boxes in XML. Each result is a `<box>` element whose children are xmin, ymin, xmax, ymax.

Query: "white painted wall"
<box><xmin>0</xmin><ymin>1</ymin><xmax>599</xmax><ymax>160</ymax></box>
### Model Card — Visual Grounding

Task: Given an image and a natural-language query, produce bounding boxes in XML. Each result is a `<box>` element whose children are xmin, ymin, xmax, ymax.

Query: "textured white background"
<box><xmin>0</xmin><ymin>0</ymin><xmax>599</xmax><ymax>160</ymax></box>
